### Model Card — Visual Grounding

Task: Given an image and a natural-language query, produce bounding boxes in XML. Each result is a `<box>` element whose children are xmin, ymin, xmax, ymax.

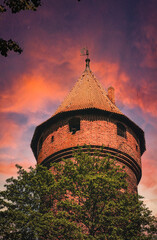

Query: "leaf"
<box><xmin>0</xmin><ymin>38</ymin><xmax>22</xmax><ymax>57</ymax></box>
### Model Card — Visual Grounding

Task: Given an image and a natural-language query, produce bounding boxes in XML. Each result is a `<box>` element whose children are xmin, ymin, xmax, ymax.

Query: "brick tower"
<box><xmin>31</xmin><ymin>57</ymin><xmax>145</xmax><ymax>192</ymax></box>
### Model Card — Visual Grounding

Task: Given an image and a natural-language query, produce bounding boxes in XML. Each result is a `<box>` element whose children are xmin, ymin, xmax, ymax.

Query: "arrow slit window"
<box><xmin>117</xmin><ymin>123</ymin><xmax>126</xmax><ymax>138</ymax></box>
<box><xmin>69</xmin><ymin>117</ymin><xmax>80</xmax><ymax>134</ymax></box>
<box><xmin>38</xmin><ymin>137</ymin><xmax>43</xmax><ymax>153</ymax></box>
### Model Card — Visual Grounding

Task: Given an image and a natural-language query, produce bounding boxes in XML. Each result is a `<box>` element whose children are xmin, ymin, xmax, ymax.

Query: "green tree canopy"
<box><xmin>0</xmin><ymin>0</ymin><xmax>41</xmax><ymax>13</ymax></box>
<box><xmin>0</xmin><ymin>147</ymin><xmax>156</xmax><ymax>239</ymax></box>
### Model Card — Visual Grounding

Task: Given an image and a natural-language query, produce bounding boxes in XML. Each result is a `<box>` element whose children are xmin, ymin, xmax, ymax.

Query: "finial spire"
<box><xmin>80</xmin><ymin>47</ymin><xmax>90</xmax><ymax>69</ymax></box>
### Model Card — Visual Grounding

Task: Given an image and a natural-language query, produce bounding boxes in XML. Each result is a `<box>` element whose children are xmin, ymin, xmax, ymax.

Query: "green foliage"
<box><xmin>0</xmin><ymin>4</ymin><xmax>6</xmax><ymax>12</ymax></box>
<box><xmin>0</xmin><ymin>0</ymin><xmax>41</xmax><ymax>13</ymax></box>
<box><xmin>0</xmin><ymin>147</ymin><xmax>157</xmax><ymax>239</ymax></box>
<box><xmin>0</xmin><ymin>38</ymin><xmax>22</xmax><ymax>57</ymax></box>
<box><xmin>0</xmin><ymin>0</ymin><xmax>80</xmax><ymax>56</ymax></box>
<box><xmin>0</xmin><ymin>0</ymin><xmax>41</xmax><ymax>56</ymax></box>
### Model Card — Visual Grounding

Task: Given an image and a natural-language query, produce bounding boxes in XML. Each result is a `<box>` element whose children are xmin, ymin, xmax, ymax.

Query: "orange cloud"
<box><xmin>135</xmin><ymin>25</ymin><xmax>157</xmax><ymax>69</ymax></box>
<box><xmin>92</xmin><ymin>61</ymin><xmax>157</xmax><ymax>117</ymax></box>
<box><xmin>24</xmin><ymin>32</ymin><xmax>157</xmax><ymax>118</ymax></box>
<box><xmin>1</xmin><ymin>72</ymin><xmax>67</xmax><ymax>114</ymax></box>
<box><xmin>0</xmin><ymin>119</ymin><xmax>20</xmax><ymax>148</ymax></box>
<box><xmin>139</xmin><ymin>142</ymin><xmax>157</xmax><ymax>195</ymax></box>
<box><xmin>25</xmin><ymin>32</ymin><xmax>84</xmax><ymax>71</ymax></box>
<box><xmin>0</xmin><ymin>160</ymin><xmax>35</xmax><ymax>176</ymax></box>
<box><xmin>141</xmin><ymin>161</ymin><xmax>157</xmax><ymax>193</ymax></box>
<box><xmin>0</xmin><ymin>39</ymin><xmax>87</xmax><ymax>117</ymax></box>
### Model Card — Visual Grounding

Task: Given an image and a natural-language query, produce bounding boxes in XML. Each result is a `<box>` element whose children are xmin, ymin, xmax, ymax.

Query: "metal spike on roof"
<box><xmin>81</xmin><ymin>47</ymin><xmax>90</xmax><ymax>70</ymax></box>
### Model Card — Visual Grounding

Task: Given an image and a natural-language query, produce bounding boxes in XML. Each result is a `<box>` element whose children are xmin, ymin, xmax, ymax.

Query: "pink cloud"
<box><xmin>135</xmin><ymin>25</ymin><xmax>157</xmax><ymax>69</ymax></box>
<box><xmin>0</xmin><ymin>72</ymin><xmax>67</xmax><ymax>114</ymax></box>
<box><xmin>138</xmin><ymin>183</ymin><xmax>157</xmax><ymax>217</ymax></box>
<box><xmin>141</xmin><ymin>161</ymin><xmax>157</xmax><ymax>193</ymax></box>
<box><xmin>136</xmin><ymin>0</ymin><xmax>157</xmax><ymax>69</ymax></box>
<box><xmin>0</xmin><ymin>119</ymin><xmax>21</xmax><ymax>148</ymax></box>
<box><xmin>0</xmin><ymin>160</ymin><xmax>35</xmax><ymax>176</ymax></box>
<box><xmin>92</xmin><ymin>61</ymin><xmax>157</xmax><ymax>117</ymax></box>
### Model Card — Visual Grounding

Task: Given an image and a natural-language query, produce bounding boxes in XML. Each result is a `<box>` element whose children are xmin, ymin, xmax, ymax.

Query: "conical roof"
<box><xmin>53</xmin><ymin>63</ymin><xmax>122</xmax><ymax>116</ymax></box>
<box><xmin>31</xmin><ymin>59</ymin><xmax>146</xmax><ymax>159</ymax></box>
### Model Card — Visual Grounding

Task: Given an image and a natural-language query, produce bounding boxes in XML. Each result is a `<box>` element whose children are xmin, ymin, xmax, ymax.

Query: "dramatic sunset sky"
<box><xmin>0</xmin><ymin>0</ymin><xmax>157</xmax><ymax>215</ymax></box>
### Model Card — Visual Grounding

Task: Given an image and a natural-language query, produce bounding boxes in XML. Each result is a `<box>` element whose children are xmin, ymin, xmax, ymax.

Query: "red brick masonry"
<box><xmin>37</xmin><ymin>114</ymin><xmax>141</xmax><ymax>192</ymax></box>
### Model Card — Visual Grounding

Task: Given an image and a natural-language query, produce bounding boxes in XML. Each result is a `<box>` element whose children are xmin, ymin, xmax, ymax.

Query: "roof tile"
<box><xmin>53</xmin><ymin>67</ymin><xmax>122</xmax><ymax>116</ymax></box>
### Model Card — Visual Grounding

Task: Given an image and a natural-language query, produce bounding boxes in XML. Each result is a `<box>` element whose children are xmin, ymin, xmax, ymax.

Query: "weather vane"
<box><xmin>80</xmin><ymin>47</ymin><xmax>89</xmax><ymax>58</ymax></box>
<box><xmin>80</xmin><ymin>47</ymin><xmax>90</xmax><ymax>69</ymax></box>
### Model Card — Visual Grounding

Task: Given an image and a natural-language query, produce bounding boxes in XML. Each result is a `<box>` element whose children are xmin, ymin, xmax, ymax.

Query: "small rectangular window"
<box><xmin>69</xmin><ymin>117</ymin><xmax>80</xmax><ymax>134</ymax></box>
<box><xmin>117</xmin><ymin>123</ymin><xmax>126</xmax><ymax>138</ymax></box>
<box><xmin>38</xmin><ymin>137</ymin><xmax>43</xmax><ymax>153</ymax></box>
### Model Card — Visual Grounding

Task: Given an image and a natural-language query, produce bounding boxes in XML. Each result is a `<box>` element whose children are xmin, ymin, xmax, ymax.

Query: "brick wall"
<box><xmin>37</xmin><ymin>113</ymin><xmax>141</xmax><ymax>192</ymax></box>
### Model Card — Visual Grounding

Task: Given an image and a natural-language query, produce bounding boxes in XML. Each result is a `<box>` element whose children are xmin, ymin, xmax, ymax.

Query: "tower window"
<box><xmin>117</xmin><ymin>123</ymin><xmax>126</xmax><ymax>138</ymax></box>
<box><xmin>38</xmin><ymin>137</ymin><xmax>43</xmax><ymax>152</ymax></box>
<box><xmin>69</xmin><ymin>117</ymin><xmax>80</xmax><ymax>134</ymax></box>
<box><xmin>51</xmin><ymin>136</ymin><xmax>54</xmax><ymax>142</ymax></box>
<box><xmin>136</xmin><ymin>145</ymin><xmax>138</xmax><ymax>151</ymax></box>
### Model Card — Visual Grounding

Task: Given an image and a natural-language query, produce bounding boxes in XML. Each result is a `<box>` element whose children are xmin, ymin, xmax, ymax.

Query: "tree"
<box><xmin>0</xmin><ymin>0</ymin><xmax>41</xmax><ymax>57</ymax></box>
<box><xmin>0</xmin><ymin>38</ymin><xmax>23</xmax><ymax>57</ymax></box>
<box><xmin>0</xmin><ymin>0</ymin><xmax>81</xmax><ymax>57</ymax></box>
<box><xmin>0</xmin><ymin>147</ymin><xmax>156</xmax><ymax>239</ymax></box>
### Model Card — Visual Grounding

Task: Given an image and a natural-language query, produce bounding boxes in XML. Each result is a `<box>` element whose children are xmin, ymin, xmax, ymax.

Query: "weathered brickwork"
<box><xmin>36</xmin><ymin>114</ymin><xmax>141</xmax><ymax>192</ymax></box>
<box><xmin>38</xmin><ymin>115</ymin><xmax>140</xmax><ymax>165</ymax></box>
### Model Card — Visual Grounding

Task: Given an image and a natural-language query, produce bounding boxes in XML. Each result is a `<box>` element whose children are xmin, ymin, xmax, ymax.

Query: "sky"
<box><xmin>0</xmin><ymin>0</ymin><xmax>157</xmax><ymax>216</ymax></box>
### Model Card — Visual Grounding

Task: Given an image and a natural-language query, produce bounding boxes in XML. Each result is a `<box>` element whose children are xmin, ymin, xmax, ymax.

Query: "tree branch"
<box><xmin>0</xmin><ymin>38</ymin><xmax>23</xmax><ymax>57</ymax></box>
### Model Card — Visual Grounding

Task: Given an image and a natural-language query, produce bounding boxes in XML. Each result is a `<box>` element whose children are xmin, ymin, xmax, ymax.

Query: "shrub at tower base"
<box><xmin>0</xmin><ymin>147</ymin><xmax>157</xmax><ymax>240</ymax></box>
